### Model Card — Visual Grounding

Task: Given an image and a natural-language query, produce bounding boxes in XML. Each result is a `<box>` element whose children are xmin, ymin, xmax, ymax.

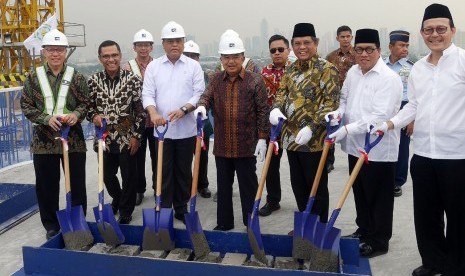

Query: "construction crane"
<box><xmin>0</xmin><ymin>0</ymin><xmax>85</xmax><ymax>88</ymax></box>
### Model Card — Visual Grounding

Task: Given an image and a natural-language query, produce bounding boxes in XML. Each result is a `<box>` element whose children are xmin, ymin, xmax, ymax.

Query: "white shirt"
<box><xmin>391</xmin><ymin>44</ymin><xmax>465</xmax><ymax>159</ymax></box>
<box><xmin>339</xmin><ymin>57</ymin><xmax>403</xmax><ymax>162</ymax></box>
<box><xmin>142</xmin><ymin>54</ymin><xmax>205</xmax><ymax>139</ymax></box>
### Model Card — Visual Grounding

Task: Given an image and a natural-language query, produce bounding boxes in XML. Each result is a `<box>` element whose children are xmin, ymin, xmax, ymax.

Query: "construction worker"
<box><xmin>87</xmin><ymin>40</ymin><xmax>146</xmax><ymax>225</ymax></box>
<box><xmin>183</xmin><ymin>40</ymin><xmax>213</xmax><ymax>199</ymax></box>
<box><xmin>195</xmin><ymin>31</ymin><xmax>269</xmax><ymax>231</ymax></box>
<box><xmin>122</xmin><ymin>29</ymin><xmax>156</xmax><ymax>206</ymax></box>
<box><xmin>142</xmin><ymin>21</ymin><xmax>204</xmax><ymax>225</ymax></box>
<box><xmin>20</xmin><ymin>29</ymin><xmax>90</xmax><ymax>240</ymax></box>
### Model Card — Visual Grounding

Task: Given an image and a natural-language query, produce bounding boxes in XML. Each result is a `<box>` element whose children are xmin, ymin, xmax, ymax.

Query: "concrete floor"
<box><xmin>0</xmin><ymin>141</ymin><xmax>420</xmax><ymax>276</ymax></box>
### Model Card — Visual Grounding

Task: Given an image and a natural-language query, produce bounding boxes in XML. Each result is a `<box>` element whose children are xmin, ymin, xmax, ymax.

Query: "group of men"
<box><xmin>21</xmin><ymin>3</ymin><xmax>464</xmax><ymax>276</ymax></box>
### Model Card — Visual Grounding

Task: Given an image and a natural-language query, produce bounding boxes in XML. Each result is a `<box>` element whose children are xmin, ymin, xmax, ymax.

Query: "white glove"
<box><xmin>328</xmin><ymin>123</ymin><xmax>359</xmax><ymax>142</ymax></box>
<box><xmin>254</xmin><ymin>139</ymin><xmax>267</xmax><ymax>162</ymax></box>
<box><xmin>269</xmin><ymin>108</ymin><xmax>287</xmax><ymax>126</ymax></box>
<box><xmin>369</xmin><ymin>122</ymin><xmax>388</xmax><ymax>136</ymax></box>
<box><xmin>295</xmin><ymin>126</ymin><xmax>312</xmax><ymax>145</ymax></box>
<box><xmin>194</xmin><ymin>106</ymin><xmax>207</xmax><ymax>120</ymax></box>
<box><xmin>324</xmin><ymin>110</ymin><xmax>342</xmax><ymax>126</ymax></box>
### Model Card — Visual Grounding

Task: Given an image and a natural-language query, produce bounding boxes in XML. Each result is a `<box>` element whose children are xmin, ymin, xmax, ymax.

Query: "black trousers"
<box><xmin>395</xmin><ymin>101</ymin><xmax>411</xmax><ymax>187</ymax></box>
<box><xmin>136</xmin><ymin>127</ymin><xmax>157</xmax><ymax>193</ymax></box>
<box><xmin>265</xmin><ymin>146</ymin><xmax>283</xmax><ymax>204</ymax></box>
<box><xmin>410</xmin><ymin>155</ymin><xmax>465</xmax><ymax>276</ymax></box>
<box><xmin>156</xmin><ymin>137</ymin><xmax>195</xmax><ymax>215</ymax></box>
<box><xmin>33</xmin><ymin>153</ymin><xmax>87</xmax><ymax>232</ymax></box>
<box><xmin>287</xmin><ymin>150</ymin><xmax>329</xmax><ymax>222</ymax></box>
<box><xmin>326</xmin><ymin>144</ymin><xmax>335</xmax><ymax>166</ymax></box>
<box><xmin>348</xmin><ymin>154</ymin><xmax>395</xmax><ymax>251</ymax></box>
<box><xmin>198</xmin><ymin>136</ymin><xmax>210</xmax><ymax>190</ymax></box>
<box><xmin>216</xmin><ymin>156</ymin><xmax>258</xmax><ymax>227</ymax></box>
<box><xmin>103</xmin><ymin>151</ymin><xmax>137</xmax><ymax>217</ymax></box>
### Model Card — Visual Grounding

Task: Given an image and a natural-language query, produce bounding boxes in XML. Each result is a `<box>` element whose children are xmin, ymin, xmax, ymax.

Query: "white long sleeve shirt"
<box><xmin>391</xmin><ymin>44</ymin><xmax>465</xmax><ymax>159</ymax></box>
<box><xmin>142</xmin><ymin>54</ymin><xmax>205</xmax><ymax>139</ymax></box>
<box><xmin>339</xmin><ymin>57</ymin><xmax>403</xmax><ymax>162</ymax></box>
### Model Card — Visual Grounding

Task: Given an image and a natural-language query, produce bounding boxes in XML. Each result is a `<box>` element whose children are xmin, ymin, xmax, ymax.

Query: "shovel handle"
<box><xmin>95</xmin><ymin>118</ymin><xmax>107</xmax><ymax>140</ymax></box>
<box><xmin>62</xmin><ymin>140</ymin><xmax>71</xmax><ymax>195</ymax></box>
<box><xmin>98</xmin><ymin>140</ymin><xmax>104</xmax><ymax>196</ymax></box>
<box><xmin>190</xmin><ymin>123</ymin><xmax>203</xmax><ymax>200</ymax></box>
<box><xmin>255</xmin><ymin>142</ymin><xmax>275</xmax><ymax>201</ymax></box>
<box><xmin>155</xmin><ymin>121</ymin><xmax>169</xmax><ymax>141</ymax></box>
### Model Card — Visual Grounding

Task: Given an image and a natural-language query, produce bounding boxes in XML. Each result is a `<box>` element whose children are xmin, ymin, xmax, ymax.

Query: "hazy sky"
<box><xmin>63</xmin><ymin>0</ymin><xmax>464</xmax><ymax>58</ymax></box>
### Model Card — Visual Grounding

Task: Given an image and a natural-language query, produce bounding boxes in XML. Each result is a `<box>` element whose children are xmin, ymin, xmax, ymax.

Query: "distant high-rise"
<box><xmin>261</xmin><ymin>19</ymin><xmax>269</xmax><ymax>56</ymax></box>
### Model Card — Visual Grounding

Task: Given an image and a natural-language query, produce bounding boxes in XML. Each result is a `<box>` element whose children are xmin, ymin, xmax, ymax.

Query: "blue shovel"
<box><xmin>56</xmin><ymin>120</ymin><xmax>94</xmax><ymax>250</ymax></box>
<box><xmin>142</xmin><ymin>121</ymin><xmax>175</xmax><ymax>251</ymax></box>
<box><xmin>309</xmin><ymin>127</ymin><xmax>384</xmax><ymax>272</ymax></box>
<box><xmin>92</xmin><ymin>118</ymin><xmax>125</xmax><ymax>246</ymax></box>
<box><xmin>247</xmin><ymin>117</ymin><xmax>285</xmax><ymax>265</ymax></box>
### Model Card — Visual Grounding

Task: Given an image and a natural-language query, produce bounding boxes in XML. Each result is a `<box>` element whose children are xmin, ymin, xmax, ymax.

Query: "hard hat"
<box><xmin>42</xmin><ymin>29</ymin><xmax>68</xmax><ymax>47</ymax></box>
<box><xmin>184</xmin><ymin>40</ymin><xmax>200</xmax><ymax>54</ymax></box>
<box><xmin>161</xmin><ymin>21</ymin><xmax>185</xmax><ymax>39</ymax></box>
<box><xmin>218</xmin><ymin>33</ymin><xmax>245</xmax><ymax>55</ymax></box>
<box><xmin>220</xmin><ymin>29</ymin><xmax>240</xmax><ymax>40</ymax></box>
<box><xmin>133</xmin><ymin>29</ymin><xmax>154</xmax><ymax>43</ymax></box>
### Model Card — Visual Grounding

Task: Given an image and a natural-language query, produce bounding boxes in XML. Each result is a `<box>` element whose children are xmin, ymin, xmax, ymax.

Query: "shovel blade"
<box><xmin>56</xmin><ymin>205</ymin><xmax>94</xmax><ymax>250</ymax></box>
<box><xmin>93</xmin><ymin>204</ymin><xmax>125</xmax><ymax>246</ymax></box>
<box><xmin>247</xmin><ymin>213</ymin><xmax>268</xmax><ymax>265</ymax></box>
<box><xmin>142</xmin><ymin>207</ymin><xmax>175</xmax><ymax>251</ymax></box>
<box><xmin>185</xmin><ymin>211</ymin><xmax>210</xmax><ymax>259</ymax></box>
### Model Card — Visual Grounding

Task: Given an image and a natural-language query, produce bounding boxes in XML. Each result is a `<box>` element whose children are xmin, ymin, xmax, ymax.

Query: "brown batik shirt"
<box><xmin>197</xmin><ymin>68</ymin><xmax>269</xmax><ymax>158</ymax></box>
<box><xmin>325</xmin><ymin>47</ymin><xmax>356</xmax><ymax>87</ymax></box>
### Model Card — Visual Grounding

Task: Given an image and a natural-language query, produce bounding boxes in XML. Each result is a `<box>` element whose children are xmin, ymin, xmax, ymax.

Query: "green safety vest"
<box><xmin>36</xmin><ymin>65</ymin><xmax>75</xmax><ymax>115</ymax></box>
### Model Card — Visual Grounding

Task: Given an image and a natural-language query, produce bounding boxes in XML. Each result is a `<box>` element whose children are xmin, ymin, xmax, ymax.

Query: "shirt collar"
<box><xmin>267</xmin><ymin>59</ymin><xmax>291</xmax><ymax>70</ymax></box>
<box><xmin>222</xmin><ymin>67</ymin><xmax>245</xmax><ymax>81</ymax></box>
<box><xmin>44</xmin><ymin>63</ymin><xmax>66</xmax><ymax>75</ymax></box>
<box><xmin>295</xmin><ymin>54</ymin><xmax>320</xmax><ymax>71</ymax></box>
<box><xmin>357</xmin><ymin>56</ymin><xmax>383</xmax><ymax>75</ymax></box>
<box><xmin>384</xmin><ymin>56</ymin><xmax>408</xmax><ymax>66</ymax></box>
<box><xmin>337</xmin><ymin>46</ymin><xmax>354</xmax><ymax>56</ymax></box>
<box><xmin>104</xmin><ymin>67</ymin><xmax>122</xmax><ymax>79</ymax></box>
<box><xmin>161</xmin><ymin>54</ymin><xmax>187</xmax><ymax>64</ymax></box>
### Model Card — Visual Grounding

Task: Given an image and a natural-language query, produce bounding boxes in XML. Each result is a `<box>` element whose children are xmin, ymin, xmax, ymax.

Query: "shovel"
<box><xmin>142</xmin><ymin>121</ymin><xmax>175</xmax><ymax>251</ymax></box>
<box><xmin>309</xmin><ymin>127</ymin><xmax>384</xmax><ymax>272</ymax></box>
<box><xmin>185</xmin><ymin>114</ymin><xmax>210</xmax><ymax>259</ymax></box>
<box><xmin>92</xmin><ymin>118</ymin><xmax>125</xmax><ymax>246</ymax></box>
<box><xmin>56</xmin><ymin>121</ymin><xmax>94</xmax><ymax>250</ymax></box>
<box><xmin>247</xmin><ymin>117</ymin><xmax>285</xmax><ymax>265</ymax></box>
<box><xmin>293</xmin><ymin>115</ymin><xmax>341</xmax><ymax>260</ymax></box>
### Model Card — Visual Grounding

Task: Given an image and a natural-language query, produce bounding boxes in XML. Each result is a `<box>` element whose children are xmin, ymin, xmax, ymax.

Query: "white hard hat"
<box><xmin>184</xmin><ymin>40</ymin><xmax>200</xmax><ymax>54</ymax></box>
<box><xmin>220</xmin><ymin>29</ymin><xmax>240</xmax><ymax>40</ymax></box>
<box><xmin>133</xmin><ymin>29</ymin><xmax>154</xmax><ymax>43</ymax></box>
<box><xmin>218</xmin><ymin>33</ymin><xmax>245</xmax><ymax>55</ymax></box>
<box><xmin>161</xmin><ymin>21</ymin><xmax>185</xmax><ymax>39</ymax></box>
<box><xmin>42</xmin><ymin>29</ymin><xmax>68</xmax><ymax>47</ymax></box>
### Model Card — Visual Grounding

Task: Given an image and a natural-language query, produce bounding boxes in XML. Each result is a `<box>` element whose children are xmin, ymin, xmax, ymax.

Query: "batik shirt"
<box><xmin>274</xmin><ymin>54</ymin><xmax>340</xmax><ymax>152</ymax></box>
<box><xmin>20</xmin><ymin>63</ymin><xmax>90</xmax><ymax>154</ymax></box>
<box><xmin>326</xmin><ymin>47</ymin><xmax>356</xmax><ymax>87</ymax></box>
<box><xmin>197</xmin><ymin>68</ymin><xmax>269</xmax><ymax>158</ymax></box>
<box><xmin>261</xmin><ymin>60</ymin><xmax>292</xmax><ymax>107</ymax></box>
<box><xmin>87</xmin><ymin>68</ymin><xmax>146</xmax><ymax>153</ymax></box>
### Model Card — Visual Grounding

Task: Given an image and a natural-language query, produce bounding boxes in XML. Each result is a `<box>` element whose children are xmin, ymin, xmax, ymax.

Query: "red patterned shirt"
<box><xmin>261</xmin><ymin>60</ymin><xmax>292</xmax><ymax>107</ymax></box>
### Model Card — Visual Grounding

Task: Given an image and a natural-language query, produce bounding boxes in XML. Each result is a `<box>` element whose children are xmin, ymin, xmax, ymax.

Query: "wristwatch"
<box><xmin>180</xmin><ymin>106</ymin><xmax>189</xmax><ymax>114</ymax></box>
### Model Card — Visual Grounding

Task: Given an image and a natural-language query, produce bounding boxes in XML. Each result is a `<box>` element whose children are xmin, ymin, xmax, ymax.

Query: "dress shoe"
<box><xmin>135</xmin><ymin>193</ymin><xmax>144</xmax><ymax>206</ymax></box>
<box><xmin>412</xmin><ymin>265</ymin><xmax>442</xmax><ymax>276</ymax></box>
<box><xmin>327</xmin><ymin>163</ymin><xmax>335</xmax><ymax>173</ymax></box>
<box><xmin>359</xmin><ymin>242</ymin><xmax>388</xmax><ymax>258</ymax></box>
<box><xmin>198</xmin><ymin>187</ymin><xmax>212</xmax><ymax>198</ymax></box>
<box><xmin>46</xmin><ymin>229</ymin><xmax>60</xmax><ymax>240</ymax></box>
<box><xmin>174</xmin><ymin>213</ymin><xmax>186</xmax><ymax>225</ymax></box>
<box><xmin>394</xmin><ymin>186</ymin><xmax>403</xmax><ymax>197</ymax></box>
<box><xmin>258</xmin><ymin>202</ymin><xmax>281</xmax><ymax>216</ymax></box>
<box><xmin>117</xmin><ymin>215</ymin><xmax>132</xmax><ymax>225</ymax></box>
<box><xmin>343</xmin><ymin>231</ymin><xmax>363</xmax><ymax>239</ymax></box>
<box><xmin>213</xmin><ymin>224</ymin><xmax>234</xmax><ymax>231</ymax></box>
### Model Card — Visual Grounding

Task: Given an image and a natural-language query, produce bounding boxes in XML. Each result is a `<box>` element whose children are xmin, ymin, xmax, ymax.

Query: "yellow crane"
<box><xmin>0</xmin><ymin>0</ymin><xmax>85</xmax><ymax>88</ymax></box>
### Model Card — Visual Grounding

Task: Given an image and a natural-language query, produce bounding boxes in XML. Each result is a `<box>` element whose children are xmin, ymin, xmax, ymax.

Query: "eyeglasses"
<box><xmin>422</xmin><ymin>26</ymin><xmax>448</xmax><ymax>35</ymax></box>
<box><xmin>44</xmin><ymin>47</ymin><xmax>66</xmax><ymax>54</ymax></box>
<box><xmin>221</xmin><ymin>54</ymin><xmax>242</xmax><ymax>61</ymax></box>
<box><xmin>270</xmin><ymin>47</ymin><xmax>286</xmax><ymax>54</ymax></box>
<box><xmin>354</xmin><ymin>47</ymin><xmax>378</xmax><ymax>54</ymax></box>
<box><xmin>99</xmin><ymin>53</ymin><xmax>120</xmax><ymax>60</ymax></box>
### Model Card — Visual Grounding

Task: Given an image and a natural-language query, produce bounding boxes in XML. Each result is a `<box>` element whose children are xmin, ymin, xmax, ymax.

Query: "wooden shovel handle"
<box><xmin>309</xmin><ymin>141</ymin><xmax>331</xmax><ymax>198</ymax></box>
<box><xmin>155</xmin><ymin>140</ymin><xmax>164</xmax><ymax>211</ymax></box>
<box><xmin>255</xmin><ymin>142</ymin><xmax>275</xmax><ymax>201</ymax></box>
<box><xmin>98</xmin><ymin>140</ymin><xmax>104</xmax><ymax>193</ymax></box>
<box><xmin>190</xmin><ymin>136</ymin><xmax>202</xmax><ymax>199</ymax></box>
<box><xmin>335</xmin><ymin>154</ymin><xmax>365</xmax><ymax>209</ymax></box>
<box><xmin>62</xmin><ymin>141</ymin><xmax>71</xmax><ymax>194</ymax></box>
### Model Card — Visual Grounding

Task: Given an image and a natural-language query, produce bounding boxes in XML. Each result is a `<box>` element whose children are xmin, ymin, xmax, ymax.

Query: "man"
<box><xmin>87</xmin><ymin>40</ymin><xmax>146</xmax><ymax>224</ymax></box>
<box><xmin>327</xmin><ymin>29</ymin><xmax>402</xmax><ymax>258</ymax></box>
<box><xmin>384</xmin><ymin>30</ymin><xmax>414</xmax><ymax>198</ymax></box>
<box><xmin>20</xmin><ymin>29</ymin><xmax>90</xmax><ymax>239</ymax></box>
<box><xmin>183</xmin><ymin>40</ymin><xmax>213</xmax><ymax>199</ymax></box>
<box><xmin>258</xmin><ymin>34</ymin><xmax>291</xmax><ymax>217</ymax></box>
<box><xmin>195</xmin><ymin>31</ymin><xmax>269</xmax><ymax>231</ymax></box>
<box><xmin>122</xmin><ymin>29</ymin><xmax>156</xmax><ymax>206</ymax></box>
<box><xmin>325</xmin><ymin>25</ymin><xmax>356</xmax><ymax>173</ymax></box>
<box><xmin>372</xmin><ymin>4</ymin><xmax>465</xmax><ymax>275</ymax></box>
<box><xmin>270</xmin><ymin>23</ymin><xmax>340</xmax><ymax>226</ymax></box>
<box><xmin>142</xmin><ymin>21</ymin><xmax>204</xmax><ymax>224</ymax></box>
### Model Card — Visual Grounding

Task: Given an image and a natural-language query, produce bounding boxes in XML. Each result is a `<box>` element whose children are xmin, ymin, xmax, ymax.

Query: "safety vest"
<box><xmin>128</xmin><ymin>59</ymin><xmax>142</xmax><ymax>78</ymax></box>
<box><xmin>220</xmin><ymin>57</ymin><xmax>250</xmax><ymax>71</ymax></box>
<box><xmin>36</xmin><ymin>65</ymin><xmax>75</xmax><ymax>116</ymax></box>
